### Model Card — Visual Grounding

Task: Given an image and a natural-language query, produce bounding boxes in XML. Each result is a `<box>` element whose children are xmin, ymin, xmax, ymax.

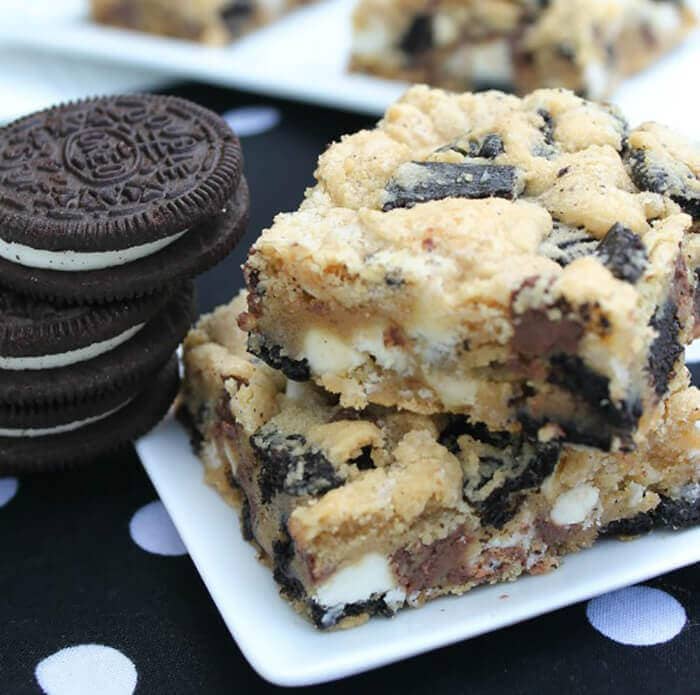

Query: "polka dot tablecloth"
<box><xmin>1</xmin><ymin>84</ymin><xmax>698</xmax><ymax>695</ymax></box>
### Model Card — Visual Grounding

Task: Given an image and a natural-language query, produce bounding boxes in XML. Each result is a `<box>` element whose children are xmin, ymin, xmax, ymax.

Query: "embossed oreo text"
<box><xmin>0</xmin><ymin>97</ymin><xmax>222</xmax><ymax>220</ymax></box>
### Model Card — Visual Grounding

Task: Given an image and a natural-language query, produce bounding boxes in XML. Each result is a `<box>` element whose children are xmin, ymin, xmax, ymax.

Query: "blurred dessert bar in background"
<box><xmin>91</xmin><ymin>0</ymin><xmax>314</xmax><ymax>44</ymax></box>
<box><xmin>350</xmin><ymin>0</ymin><xmax>698</xmax><ymax>99</ymax></box>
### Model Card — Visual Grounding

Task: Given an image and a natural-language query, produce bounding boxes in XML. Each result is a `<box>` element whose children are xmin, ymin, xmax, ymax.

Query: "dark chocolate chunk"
<box><xmin>391</xmin><ymin>526</ymin><xmax>471</xmax><ymax>593</ymax></box>
<box><xmin>648</xmin><ymin>299</ymin><xmax>683</xmax><ymax>398</ymax></box>
<box><xmin>252</xmin><ymin>425</ymin><xmax>344</xmax><ymax>502</ymax></box>
<box><xmin>512</xmin><ymin>307</ymin><xmax>583</xmax><ymax>359</ymax></box>
<box><xmin>383</xmin><ymin>161</ymin><xmax>521</xmax><ymax>211</ymax></box>
<box><xmin>594</xmin><ymin>223</ymin><xmax>648</xmax><ymax>283</ymax></box>
<box><xmin>399</xmin><ymin>14</ymin><xmax>433</xmax><ymax>56</ymax></box>
<box><xmin>247</xmin><ymin>331</ymin><xmax>310</xmax><ymax>382</ymax></box>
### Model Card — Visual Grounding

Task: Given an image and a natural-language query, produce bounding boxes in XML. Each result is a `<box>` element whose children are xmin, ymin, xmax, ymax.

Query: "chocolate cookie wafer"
<box><xmin>0</xmin><ymin>94</ymin><xmax>248</xmax><ymax>303</ymax></box>
<box><xmin>0</xmin><ymin>355</ymin><xmax>180</xmax><ymax>473</ymax></box>
<box><xmin>0</xmin><ymin>282</ymin><xmax>195</xmax><ymax>406</ymax></box>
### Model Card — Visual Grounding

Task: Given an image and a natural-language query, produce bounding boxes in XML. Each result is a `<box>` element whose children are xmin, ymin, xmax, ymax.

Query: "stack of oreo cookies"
<box><xmin>0</xmin><ymin>95</ymin><xmax>249</xmax><ymax>472</ymax></box>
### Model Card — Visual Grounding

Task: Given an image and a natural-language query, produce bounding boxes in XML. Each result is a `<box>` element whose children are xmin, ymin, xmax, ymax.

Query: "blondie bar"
<box><xmin>91</xmin><ymin>0</ymin><xmax>310</xmax><ymax>44</ymax></box>
<box><xmin>242</xmin><ymin>87</ymin><xmax>700</xmax><ymax>451</ymax></box>
<box><xmin>182</xmin><ymin>292</ymin><xmax>700</xmax><ymax>629</ymax></box>
<box><xmin>350</xmin><ymin>0</ymin><xmax>697</xmax><ymax>99</ymax></box>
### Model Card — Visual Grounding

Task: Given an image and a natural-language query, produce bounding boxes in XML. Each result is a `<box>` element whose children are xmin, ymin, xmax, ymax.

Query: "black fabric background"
<box><xmin>0</xmin><ymin>84</ymin><xmax>698</xmax><ymax>694</ymax></box>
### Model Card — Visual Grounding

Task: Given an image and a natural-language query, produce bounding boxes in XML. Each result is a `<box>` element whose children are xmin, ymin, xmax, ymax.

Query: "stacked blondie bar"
<box><xmin>182</xmin><ymin>86</ymin><xmax>700</xmax><ymax>629</ymax></box>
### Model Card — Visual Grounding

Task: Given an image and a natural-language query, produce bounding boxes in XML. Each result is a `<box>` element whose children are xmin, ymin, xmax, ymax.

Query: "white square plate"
<box><xmin>136</xmin><ymin>414</ymin><xmax>700</xmax><ymax>687</ymax></box>
<box><xmin>2</xmin><ymin>0</ymin><xmax>700</xmax><ymax>136</ymax></box>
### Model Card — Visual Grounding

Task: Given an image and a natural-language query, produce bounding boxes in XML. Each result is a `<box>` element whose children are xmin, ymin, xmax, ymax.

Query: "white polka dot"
<box><xmin>587</xmin><ymin>586</ymin><xmax>686</xmax><ymax>646</ymax></box>
<box><xmin>0</xmin><ymin>477</ymin><xmax>18</xmax><ymax>507</ymax></box>
<box><xmin>129</xmin><ymin>500</ymin><xmax>187</xmax><ymax>556</ymax></box>
<box><xmin>35</xmin><ymin>644</ymin><xmax>137</xmax><ymax>695</ymax></box>
<box><xmin>685</xmin><ymin>339</ymin><xmax>700</xmax><ymax>364</ymax></box>
<box><xmin>223</xmin><ymin>106</ymin><xmax>281</xmax><ymax>137</ymax></box>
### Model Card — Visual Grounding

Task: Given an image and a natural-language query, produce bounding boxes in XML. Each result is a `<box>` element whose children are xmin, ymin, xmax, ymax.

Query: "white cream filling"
<box><xmin>0</xmin><ymin>399</ymin><xmax>131</xmax><ymax>439</ymax></box>
<box><xmin>314</xmin><ymin>553</ymin><xmax>402</xmax><ymax>608</ymax></box>
<box><xmin>0</xmin><ymin>230</ymin><xmax>187</xmax><ymax>272</ymax></box>
<box><xmin>0</xmin><ymin>323</ymin><xmax>144</xmax><ymax>371</ymax></box>
<box><xmin>550</xmin><ymin>484</ymin><xmax>600</xmax><ymax>526</ymax></box>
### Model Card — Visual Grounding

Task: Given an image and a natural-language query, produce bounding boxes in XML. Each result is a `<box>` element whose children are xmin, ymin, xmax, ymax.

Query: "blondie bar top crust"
<box><xmin>350</xmin><ymin>0</ymin><xmax>697</xmax><ymax>99</ymax></box>
<box><xmin>243</xmin><ymin>87</ymin><xmax>700</xmax><ymax>451</ymax></box>
<box><xmin>91</xmin><ymin>0</ymin><xmax>310</xmax><ymax>44</ymax></box>
<box><xmin>182</xmin><ymin>293</ymin><xmax>700</xmax><ymax>629</ymax></box>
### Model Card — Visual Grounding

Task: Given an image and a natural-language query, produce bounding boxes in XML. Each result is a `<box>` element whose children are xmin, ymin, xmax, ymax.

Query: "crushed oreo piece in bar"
<box><xmin>240</xmin><ymin>497</ymin><xmax>255</xmax><ymax>542</ymax></box>
<box><xmin>350</xmin><ymin>445</ymin><xmax>375</xmax><ymax>470</ymax></box>
<box><xmin>399</xmin><ymin>14</ymin><xmax>433</xmax><ymax>56</ymax></box>
<box><xmin>627</xmin><ymin>147</ymin><xmax>700</xmax><ymax>219</ymax></box>
<box><xmin>309</xmin><ymin>594</ymin><xmax>397</xmax><ymax>629</ymax></box>
<box><xmin>273</xmin><ymin>530</ymin><xmax>306</xmax><ymax>601</ymax></box>
<box><xmin>476</xmin><ymin>442</ymin><xmax>561</xmax><ymax>529</ymax></box>
<box><xmin>439</xmin><ymin>416</ymin><xmax>513</xmax><ymax>454</ymax></box>
<box><xmin>383</xmin><ymin>161</ymin><xmax>521</xmax><ymax>211</ymax></box>
<box><xmin>655</xmin><ymin>487</ymin><xmax>700</xmax><ymax>529</ymax></box>
<box><xmin>252</xmin><ymin>425</ymin><xmax>344</xmax><ymax>502</ymax></box>
<box><xmin>601</xmin><ymin>511</ymin><xmax>656</xmax><ymax>537</ymax></box>
<box><xmin>435</xmin><ymin>133</ymin><xmax>504</xmax><ymax>159</ymax></box>
<box><xmin>548</xmin><ymin>354</ymin><xmax>640</xmax><ymax>430</ymax></box>
<box><xmin>648</xmin><ymin>299</ymin><xmax>683</xmax><ymax>398</ymax></box>
<box><xmin>247</xmin><ymin>331</ymin><xmax>310</xmax><ymax>381</ymax></box>
<box><xmin>594</xmin><ymin>223</ymin><xmax>648</xmax><ymax>283</ymax></box>
<box><xmin>519</xmin><ymin>411</ymin><xmax>616</xmax><ymax>452</ymax></box>
<box><xmin>603</xmin><ymin>487</ymin><xmax>700</xmax><ymax>536</ymax></box>
<box><xmin>538</xmin><ymin>109</ymin><xmax>555</xmax><ymax>146</ymax></box>
<box><xmin>220</xmin><ymin>0</ymin><xmax>254</xmax><ymax>33</ymax></box>
<box><xmin>538</xmin><ymin>222</ymin><xmax>598</xmax><ymax>267</ymax></box>
<box><xmin>477</xmin><ymin>134</ymin><xmax>505</xmax><ymax>159</ymax></box>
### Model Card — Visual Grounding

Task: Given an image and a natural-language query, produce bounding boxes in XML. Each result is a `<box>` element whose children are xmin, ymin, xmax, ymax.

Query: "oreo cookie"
<box><xmin>0</xmin><ymin>285</ymin><xmax>170</xmax><ymax>372</ymax></box>
<box><xmin>0</xmin><ymin>283</ymin><xmax>195</xmax><ymax>406</ymax></box>
<box><xmin>0</xmin><ymin>356</ymin><xmax>180</xmax><ymax>473</ymax></box>
<box><xmin>0</xmin><ymin>94</ymin><xmax>248</xmax><ymax>302</ymax></box>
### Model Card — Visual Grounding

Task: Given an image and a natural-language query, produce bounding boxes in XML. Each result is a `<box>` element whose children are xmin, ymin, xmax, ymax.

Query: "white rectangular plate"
<box><xmin>137</xmin><ymin>416</ymin><xmax>700</xmax><ymax>687</ymax></box>
<box><xmin>2</xmin><ymin>0</ymin><xmax>700</xmax><ymax>135</ymax></box>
